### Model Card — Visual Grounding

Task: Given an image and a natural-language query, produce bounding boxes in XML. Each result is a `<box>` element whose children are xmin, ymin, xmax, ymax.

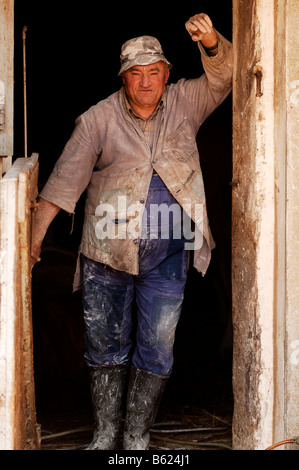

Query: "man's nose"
<box><xmin>140</xmin><ymin>73</ymin><xmax>151</xmax><ymax>87</ymax></box>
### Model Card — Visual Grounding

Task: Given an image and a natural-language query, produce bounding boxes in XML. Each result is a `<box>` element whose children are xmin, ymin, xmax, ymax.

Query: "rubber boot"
<box><xmin>123</xmin><ymin>366</ymin><xmax>168</xmax><ymax>450</ymax></box>
<box><xmin>86</xmin><ymin>365</ymin><xmax>127</xmax><ymax>450</ymax></box>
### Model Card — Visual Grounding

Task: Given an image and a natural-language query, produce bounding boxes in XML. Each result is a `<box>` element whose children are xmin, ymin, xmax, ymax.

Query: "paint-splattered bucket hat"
<box><xmin>118</xmin><ymin>35</ymin><xmax>172</xmax><ymax>75</ymax></box>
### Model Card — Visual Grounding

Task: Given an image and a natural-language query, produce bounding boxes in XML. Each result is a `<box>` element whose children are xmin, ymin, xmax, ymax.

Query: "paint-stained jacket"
<box><xmin>40</xmin><ymin>32</ymin><xmax>233</xmax><ymax>288</ymax></box>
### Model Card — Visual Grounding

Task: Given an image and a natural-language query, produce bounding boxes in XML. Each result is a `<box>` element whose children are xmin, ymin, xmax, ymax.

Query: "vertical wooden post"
<box><xmin>18</xmin><ymin>155</ymin><xmax>40</xmax><ymax>448</ymax></box>
<box><xmin>0</xmin><ymin>0</ymin><xmax>14</xmax><ymax>162</ymax></box>
<box><xmin>0</xmin><ymin>154</ymin><xmax>40</xmax><ymax>450</ymax></box>
<box><xmin>285</xmin><ymin>0</ymin><xmax>299</xmax><ymax>445</ymax></box>
<box><xmin>232</xmin><ymin>0</ymin><xmax>299</xmax><ymax>450</ymax></box>
<box><xmin>0</xmin><ymin>162</ymin><xmax>19</xmax><ymax>449</ymax></box>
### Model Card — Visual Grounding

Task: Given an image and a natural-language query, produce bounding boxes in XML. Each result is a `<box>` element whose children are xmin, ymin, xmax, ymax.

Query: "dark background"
<box><xmin>14</xmin><ymin>0</ymin><xmax>233</xmax><ymax>436</ymax></box>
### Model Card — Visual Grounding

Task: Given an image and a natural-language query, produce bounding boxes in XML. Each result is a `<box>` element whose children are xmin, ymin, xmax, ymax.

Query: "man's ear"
<box><xmin>165</xmin><ymin>69</ymin><xmax>170</xmax><ymax>84</ymax></box>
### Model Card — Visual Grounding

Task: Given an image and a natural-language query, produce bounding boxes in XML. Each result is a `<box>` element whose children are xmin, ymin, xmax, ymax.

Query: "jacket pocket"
<box><xmin>83</xmin><ymin>214</ymin><xmax>111</xmax><ymax>253</ymax></box>
<box><xmin>164</xmin><ymin>118</ymin><xmax>197</xmax><ymax>162</ymax></box>
<box><xmin>94</xmin><ymin>188</ymin><xmax>135</xmax><ymax>249</ymax></box>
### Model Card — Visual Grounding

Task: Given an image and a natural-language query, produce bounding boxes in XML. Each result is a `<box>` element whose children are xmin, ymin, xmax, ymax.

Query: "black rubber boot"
<box><xmin>86</xmin><ymin>365</ymin><xmax>127</xmax><ymax>450</ymax></box>
<box><xmin>123</xmin><ymin>366</ymin><xmax>168</xmax><ymax>450</ymax></box>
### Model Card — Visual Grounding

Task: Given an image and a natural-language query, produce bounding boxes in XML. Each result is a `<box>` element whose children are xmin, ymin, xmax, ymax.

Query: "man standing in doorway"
<box><xmin>31</xmin><ymin>13</ymin><xmax>233</xmax><ymax>450</ymax></box>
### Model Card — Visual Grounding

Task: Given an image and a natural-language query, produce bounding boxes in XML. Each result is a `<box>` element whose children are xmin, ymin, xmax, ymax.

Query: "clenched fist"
<box><xmin>185</xmin><ymin>13</ymin><xmax>218</xmax><ymax>49</ymax></box>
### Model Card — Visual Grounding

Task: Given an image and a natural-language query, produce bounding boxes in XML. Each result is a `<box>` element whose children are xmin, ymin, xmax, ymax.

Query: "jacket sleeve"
<box><xmin>178</xmin><ymin>30</ymin><xmax>233</xmax><ymax>132</ymax></box>
<box><xmin>39</xmin><ymin>113</ymin><xmax>100</xmax><ymax>214</ymax></box>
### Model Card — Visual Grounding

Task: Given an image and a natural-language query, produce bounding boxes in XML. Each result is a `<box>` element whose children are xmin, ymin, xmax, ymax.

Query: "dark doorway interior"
<box><xmin>14</xmin><ymin>1</ymin><xmax>233</xmax><ymax>449</ymax></box>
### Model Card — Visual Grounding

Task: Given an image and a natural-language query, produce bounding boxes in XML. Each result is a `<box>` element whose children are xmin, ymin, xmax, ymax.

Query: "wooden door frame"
<box><xmin>231</xmin><ymin>0</ymin><xmax>299</xmax><ymax>450</ymax></box>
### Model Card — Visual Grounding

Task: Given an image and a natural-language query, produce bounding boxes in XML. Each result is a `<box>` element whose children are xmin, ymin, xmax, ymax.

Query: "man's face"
<box><xmin>122</xmin><ymin>61</ymin><xmax>170</xmax><ymax>117</ymax></box>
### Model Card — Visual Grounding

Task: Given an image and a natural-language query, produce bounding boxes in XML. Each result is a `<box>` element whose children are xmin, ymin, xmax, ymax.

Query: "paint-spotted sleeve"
<box><xmin>40</xmin><ymin>114</ymin><xmax>100</xmax><ymax>214</ymax></box>
<box><xmin>178</xmin><ymin>30</ymin><xmax>233</xmax><ymax>132</ymax></box>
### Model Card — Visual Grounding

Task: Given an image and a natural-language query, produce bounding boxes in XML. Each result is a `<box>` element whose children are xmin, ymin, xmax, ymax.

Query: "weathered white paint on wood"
<box><xmin>0</xmin><ymin>0</ymin><xmax>14</xmax><ymax>158</ymax></box>
<box><xmin>0</xmin><ymin>165</ymin><xmax>18</xmax><ymax>449</ymax></box>
<box><xmin>232</xmin><ymin>0</ymin><xmax>299</xmax><ymax>450</ymax></box>
<box><xmin>285</xmin><ymin>0</ymin><xmax>299</xmax><ymax>445</ymax></box>
<box><xmin>0</xmin><ymin>154</ymin><xmax>39</xmax><ymax>450</ymax></box>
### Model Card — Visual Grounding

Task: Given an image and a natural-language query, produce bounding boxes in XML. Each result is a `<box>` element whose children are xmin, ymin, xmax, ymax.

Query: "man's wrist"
<box><xmin>200</xmin><ymin>27</ymin><xmax>219</xmax><ymax>54</ymax></box>
<box><xmin>201</xmin><ymin>41</ymin><xmax>218</xmax><ymax>56</ymax></box>
<box><xmin>203</xmin><ymin>42</ymin><xmax>218</xmax><ymax>51</ymax></box>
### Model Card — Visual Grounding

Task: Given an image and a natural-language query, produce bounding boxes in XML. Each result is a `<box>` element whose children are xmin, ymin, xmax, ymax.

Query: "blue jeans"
<box><xmin>82</xmin><ymin>175</ymin><xmax>188</xmax><ymax>376</ymax></box>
